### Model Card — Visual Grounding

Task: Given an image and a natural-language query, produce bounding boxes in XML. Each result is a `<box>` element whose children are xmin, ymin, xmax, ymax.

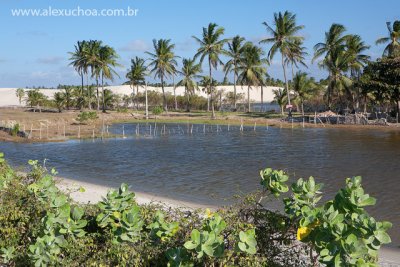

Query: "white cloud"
<box><xmin>37</xmin><ymin>56</ymin><xmax>64</xmax><ymax>65</ymax></box>
<box><xmin>120</xmin><ymin>40</ymin><xmax>149</xmax><ymax>52</ymax></box>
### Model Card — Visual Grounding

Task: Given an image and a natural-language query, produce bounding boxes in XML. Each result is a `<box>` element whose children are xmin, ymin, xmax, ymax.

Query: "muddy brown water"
<box><xmin>1</xmin><ymin>123</ymin><xmax>399</xmax><ymax>247</ymax></box>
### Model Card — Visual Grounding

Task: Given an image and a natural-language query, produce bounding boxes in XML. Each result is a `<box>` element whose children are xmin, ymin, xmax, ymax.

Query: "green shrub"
<box><xmin>76</xmin><ymin>111</ymin><xmax>98</xmax><ymax>124</ymax></box>
<box><xmin>10</xmin><ymin>123</ymin><xmax>20</xmax><ymax>137</ymax></box>
<box><xmin>260</xmin><ymin>167</ymin><xmax>392</xmax><ymax>267</ymax></box>
<box><xmin>1</xmin><ymin>153</ymin><xmax>390</xmax><ymax>267</ymax></box>
<box><xmin>152</xmin><ymin>106</ymin><xmax>163</xmax><ymax>116</ymax></box>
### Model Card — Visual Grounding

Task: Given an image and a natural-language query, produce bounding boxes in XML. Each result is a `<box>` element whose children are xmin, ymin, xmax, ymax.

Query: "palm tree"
<box><xmin>53</xmin><ymin>92</ymin><xmax>65</xmax><ymax>113</ymax></box>
<box><xmin>69</xmin><ymin>40</ymin><xmax>88</xmax><ymax>103</ymax></box>
<box><xmin>15</xmin><ymin>88</ymin><xmax>25</xmax><ymax>105</ymax></box>
<box><xmin>224</xmin><ymin>35</ymin><xmax>246</xmax><ymax>110</ymax></box>
<box><xmin>98</xmin><ymin>45</ymin><xmax>121</xmax><ymax>113</ymax></box>
<box><xmin>260</xmin><ymin>11</ymin><xmax>304</xmax><ymax>117</ymax></box>
<box><xmin>193</xmin><ymin>23</ymin><xmax>228</xmax><ymax>118</ymax></box>
<box><xmin>321</xmin><ymin>48</ymin><xmax>353</xmax><ymax>110</ymax></box>
<box><xmin>146</xmin><ymin>39</ymin><xmax>178</xmax><ymax>112</ymax></box>
<box><xmin>200</xmin><ymin>76</ymin><xmax>218</xmax><ymax>111</ymax></box>
<box><xmin>313</xmin><ymin>24</ymin><xmax>348</xmax><ymax>109</ymax></box>
<box><xmin>237</xmin><ymin>43</ymin><xmax>267</xmax><ymax>112</ymax></box>
<box><xmin>346</xmin><ymin>35</ymin><xmax>370</xmax><ymax>110</ymax></box>
<box><xmin>292</xmin><ymin>71</ymin><xmax>316</xmax><ymax>117</ymax></box>
<box><xmin>272</xmin><ymin>88</ymin><xmax>287</xmax><ymax>115</ymax></box>
<box><xmin>102</xmin><ymin>89</ymin><xmax>116</xmax><ymax>110</ymax></box>
<box><xmin>177</xmin><ymin>58</ymin><xmax>202</xmax><ymax>111</ymax></box>
<box><xmin>126</xmin><ymin>57</ymin><xmax>147</xmax><ymax>110</ymax></box>
<box><xmin>62</xmin><ymin>88</ymin><xmax>74</xmax><ymax>110</ymax></box>
<box><xmin>86</xmin><ymin>40</ymin><xmax>103</xmax><ymax>111</ymax></box>
<box><xmin>285</xmin><ymin>39</ymin><xmax>308</xmax><ymax>79</ymax></box>
<box><xmin>376</xmin><ymin>21</ymin><xmax>400</xmax><ymax>58</ymax></box>
<box><xmin>26</xmin><ymin>89</ymin><xmax>47</xmax><ymax>112</ymax></box>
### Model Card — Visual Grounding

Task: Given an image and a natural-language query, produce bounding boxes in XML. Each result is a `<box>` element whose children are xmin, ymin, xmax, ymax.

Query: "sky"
<box><xmin>0</xmin><ymin>0</ymin><xmax>399</xmax><ymax>88</ymax></box>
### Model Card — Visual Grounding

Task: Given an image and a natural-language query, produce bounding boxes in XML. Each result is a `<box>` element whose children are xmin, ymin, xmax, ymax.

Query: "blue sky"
<box><xmin>0</xmin><ymin>0</ymin><xmax>399</xmax><ymax>87</ymax></box>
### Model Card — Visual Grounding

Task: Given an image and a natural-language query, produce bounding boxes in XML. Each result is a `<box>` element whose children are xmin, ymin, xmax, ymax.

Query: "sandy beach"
<box><xmin>56</xmin><ymin>175</ymin><xmax>213</xmax><ymax>210</ymax></box>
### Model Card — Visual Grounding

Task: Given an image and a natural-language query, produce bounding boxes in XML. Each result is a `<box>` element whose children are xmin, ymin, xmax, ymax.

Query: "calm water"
<box><xmin>0</xmin><ymin>124</ymin><xmax>399</xmax><ymax>246</ymax></box>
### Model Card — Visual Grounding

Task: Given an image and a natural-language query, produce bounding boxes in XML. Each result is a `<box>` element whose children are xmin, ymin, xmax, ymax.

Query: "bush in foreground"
<box><xmin>0</xmin><ymin>152</ymin><xmax>391</xmax><ymax>266</ymax></box>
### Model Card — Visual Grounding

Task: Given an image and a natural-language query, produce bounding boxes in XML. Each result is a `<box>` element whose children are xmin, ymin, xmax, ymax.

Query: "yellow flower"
<box><xmin>297</xmin><ymin>220</ymin><xmax>320</xmax><ymax>241</ymax></box>
<box><xmin>297</xmin><ymin>226</ymin><xmax>312</xmax><ymax>241</ymax></box>
<box><xmin>205</xmin><ymin>208</ymin><xmax>213</xmax><ymax>219</ymax></box>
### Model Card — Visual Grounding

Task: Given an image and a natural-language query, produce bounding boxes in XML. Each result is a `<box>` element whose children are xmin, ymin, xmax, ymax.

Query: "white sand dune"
<box><xmin>0</xmin><ymin>85</ymin><xmax>279</xmax><ymax>107</ymax></box>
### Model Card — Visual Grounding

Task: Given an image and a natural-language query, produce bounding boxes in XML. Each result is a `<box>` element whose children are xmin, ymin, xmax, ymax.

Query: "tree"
<box><xmin>25</xmin><ymin>89</ymin><xmax>47</xmax><ymax>112</ymax></box>
<box><xmin>177</xmin><ymin>58</ymin><xmax>202</xmax><ymax>111</ymax></box>
<box><xmin>376</xmin><ymin>21</ymin><xmax>400</xmax><ymax>58</ymax></box>
<box><xmin>15</xmin><ymin>88</ymin><xmax>25</xmax><ymax>105</ymax></box>
<box><xmin>272</xmin><ymin>88</ymin><xmax>287</xmax><ymax>115</ymax></box>
<box><xmin>360</xmin><ymin>57</ymin><xmax>400</xmax><ymax>121</ymax></box>
<box><xmin>193</xmin><ymin>23</ymin><xmax>228</xmax><ymax>118</ymax></box>
<box><xmin>313</xmin><ymin>24</ymin><xmax>348</xmax><ymax>109</ymax></box>
<box><xmin>292</xmin><ymin>71</ymin><xmax>317</xmax><ymax>117</ymax></box>
<box><xmin>102</xmin><ymin>89</ymin><xmax>116</xmax><ymax>110</ymax></box>
<box><xmin>237</xmin><ymin>43</ymin><xmax>267</xmax><ymax>112</ymax></box>
<box><xmin>146</xmin><ymin>39</ymin><xmax>178</xmax><ymax>112</ymax></box>
<box><xmin>200</xmin><ymin>76</ymin><xmax>218</xmax><ymax>112</ymax></box>
<box><xmin>86</xmin><ymin>40</ymin><xmax>103</xmax><ymax>111</ymax></box>
<box><xmin>224</xmin><ymin>35</ymin><xmax>246</xmax><ymax>110</ymax></box>
<box><xmin>126</xmin><ymin>57</ymin><xmax>147</xmax><ymax>110</ymax></box>
<box><xmin>346</xmin><ymin>34</ymin><xmax>370</xmax><ymax>110</ymax></box>
<box><xmin>53</xmin><ymin>92</ymin><xmax>65</xmax><ymax>113</ymax></box>
<box><xmin>260</xmin><ymin>11</ymin><xmax>304</xmax><ymax>117</ymax></box>
<box><xmin>69</xmin><ymin>40</ymin><xmax>89</xmax><ymax>107</ymax></box>
<box><xmin>62</xmin><ymin>88</ymin><xmax>74</xmax><ymax>110</ymax></box>
<box><xmin>98</xmin><ymin>45</ymin><xmax>121</xmax><ymax>112</ymax></box>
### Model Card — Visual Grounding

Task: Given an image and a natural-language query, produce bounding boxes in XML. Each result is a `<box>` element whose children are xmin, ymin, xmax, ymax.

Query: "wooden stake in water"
<box><xmin>254</xmin><ymin>122</ymin><xmax>257</xmax><ymax>131</ymax></box>
<box><xmin>122</xmin><ymin>125</ymin><xmax>126</xmax><ymax>138</ymax></box>
<box><xmin>149</xmin><ymin>124</ymin><xmax>152</xmax><ymax>136</ymax></box>
<box><xmin>190</xmin><ymin>125</ymin><xmax>193</xmax><ymax>134</ymax></box>
<box><xmin>228</xmin><ymin>124</ymin><xmax>230</xmax><ymax>131</ymax></box>
<box><xmin>92</xmin><ymin>129</ymin><xmax>95</xmax><ymax>140</ymax></box>
<box><xmin>78</xmin><ymin>126</ymin><xmax>81</xmax><ymax>139</ymax></box>
<box><xmin>203</xmin><ymin>124</ymin><xmax>206</xmax><ymax>134</ymax></box>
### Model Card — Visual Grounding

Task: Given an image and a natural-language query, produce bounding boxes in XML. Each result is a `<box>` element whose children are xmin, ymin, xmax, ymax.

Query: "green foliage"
<box><xmin>184</xmin><ymin>213</ymin><xmax>226</xmax><ymax>259</ymax></box>
<box><xmin>262</xmin><ymin>168</ymin><xmax>392</xmax><ymax>267</ymax></box>
<box><xmin>0</xmin><ymin>153</ymin><xmax>392</xmax><ymax>267</ymax></box>
<box><xmin>148</xmin><ymin>211</ymin><xmax>180</xmax><ymax>241</ymax></box>
<box><xmin>10</xmin><ymin>123</ymin><xmax>20</xmax><ymax>136</ymax></box>
<box><xmin>166</xmin><ymin>247</ymin><xmax>193</xmax><ymax>267</ymax></box>
<box><xmin>76</xmin><ymin>111</ymin><xmax>98</xmax><ymax>124</ymax></box>
<box><xmin>260</xmin><ymin>168</ymin><xmax>289</xmax><ymax>197</ymax></box>
<box><xmin>152</xmin><ymin>106</ymin><xmax>163</xmax><ymax>116</ymax></box>
<box><xmin>96</xmin><ymin>183</ymin><xmax>144</xmax><ymax>244</ymax></box>
<box><xmin>0</xmin><ymin>246</ymin><xmax>15</xmax><ymax>263</ymax></box>
<box><xmin>237</xmin><ymin>229</ymin><xmax>257</xmax><ymax>255</ymax></box>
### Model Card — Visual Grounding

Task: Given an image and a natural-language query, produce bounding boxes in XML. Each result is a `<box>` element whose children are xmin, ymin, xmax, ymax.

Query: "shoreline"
<box><xmin>56</xmin><ymin>175</ymin><xmax>215</xmax><ymax>210</ymax></box>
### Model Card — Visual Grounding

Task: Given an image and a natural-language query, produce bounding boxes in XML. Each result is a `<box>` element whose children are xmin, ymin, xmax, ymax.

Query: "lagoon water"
<box><xmin>1</xmin><ymin>124</ymin><xmax>399</xmax><ymax>246</ymax></box>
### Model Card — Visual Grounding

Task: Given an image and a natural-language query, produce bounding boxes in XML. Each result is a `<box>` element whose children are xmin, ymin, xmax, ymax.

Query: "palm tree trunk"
<box><xmin>209</xmin><ymin>58</ymin><xmax>215</xmax><ymax>119</ymax></box>
<box><xmin>186</xmin><ymin>86</ymin><xmax>190</xmax><ymax>112</ymax></box>
<box><xmin>161</xmin><ymin>75</ymin><xmax>167</xmax><ymax>112</ymax></box>
<box><xmin>233</xmin><ymin>70</ymin><xmax>237</xmax><ymax>110</ymax></box>
<box><xmin>261</xmin><ymin>85</ymin><xmax>264</xmax><ymax>111</ymax></box>
<box><xmin>173</xmin><ymin>76</ymin><xmax>177</xmax><ymax>110</ymax></box>
<box><xmin>136</xmin><ymin>85</ymin><xmax>140</xmax><ymax>110</ymax></box>
<box><xmin>102</xmin><ymin>74</ymin><xmax>106</xmax><ymax>113</ymax></box>
<box><xmin>301</xmin><ymin>101</ymin><xmax>305</xmax><ymax>118</ymax></box>
<box><xmin>87</xmin><ymin>74</ymin><xmax>91</xmax><ymax>110</ymax></box>
<box><xmin>281</xmin><ymin>53</ymin><xmax>291</xmax><ymax>117</ymax></box>
<box><xmin>96</xmin><ymin>78</ymin><xmax>100</xmax><ymax>111</ymax></box>
<box><xmin>248</xmin><ymin>85</ymin><xmax>251</xmax><ymax>112</ymax></box>
<box><xmin>80</xmin><ymin>72</ymin><xmax>84</xmax><ymax>110</ymax></box>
